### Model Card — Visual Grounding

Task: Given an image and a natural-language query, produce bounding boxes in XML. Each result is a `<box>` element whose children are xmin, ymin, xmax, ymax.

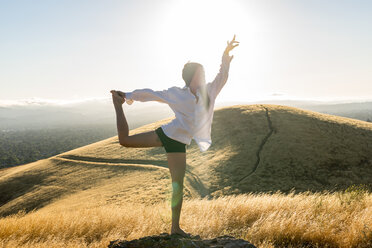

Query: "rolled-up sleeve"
<box><xmin>208</xmin><ymin>52</ymin><xmax>231</xmax><ymax>99</ymax></box>
<box><xmin>125</xmin><ymin>88</ymin><xmax>171</xmax><ymax>105</ymax></box>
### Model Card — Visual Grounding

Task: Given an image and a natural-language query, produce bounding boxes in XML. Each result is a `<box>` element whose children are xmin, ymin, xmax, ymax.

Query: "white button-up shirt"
<box><xmin>124</xmin><ymin>53</ymin><xmax>231</xmax><ymax>152</ymax></box>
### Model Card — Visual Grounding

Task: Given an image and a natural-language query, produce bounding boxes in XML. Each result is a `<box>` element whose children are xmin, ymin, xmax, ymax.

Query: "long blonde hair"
<box><xmin>182</xmin><ymin>62</ymin><xmax>210</xmax><ymax>110</ymax></box>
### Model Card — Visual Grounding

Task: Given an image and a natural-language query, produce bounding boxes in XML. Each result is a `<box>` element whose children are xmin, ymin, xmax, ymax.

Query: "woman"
<box><xmin>110</xmin><ymin>35</ymin><xmax>239</xmax><ymax>238</ymax></box>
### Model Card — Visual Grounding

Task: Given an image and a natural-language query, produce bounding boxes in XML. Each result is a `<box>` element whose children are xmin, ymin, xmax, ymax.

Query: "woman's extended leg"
<box><xmin>167</xmin><ymin>152</ymin><xmax>189</xmax><ymax>236</ymax></box>
<box><xmin>112</xmin><ymin>91</ymin><xmax>163</xmax><ymax>147</ymax></box>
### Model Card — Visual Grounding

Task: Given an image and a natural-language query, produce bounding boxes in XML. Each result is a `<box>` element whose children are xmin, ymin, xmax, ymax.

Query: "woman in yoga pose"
<box><xmin>110</xmin><ymin>35</ymin><xmax>239</xmax><ymax>238</ymax></box>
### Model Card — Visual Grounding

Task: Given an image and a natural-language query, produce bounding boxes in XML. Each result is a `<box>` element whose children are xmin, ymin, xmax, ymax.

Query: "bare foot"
<box><xmin>110</xmin><ymin>90</ymin><xmax>125</xmax><ymax>105</ymax></box>
<box><xmin>171</xmin><ymin>227</ymin><xmax>191</xmax><ymax>238</ymax></box>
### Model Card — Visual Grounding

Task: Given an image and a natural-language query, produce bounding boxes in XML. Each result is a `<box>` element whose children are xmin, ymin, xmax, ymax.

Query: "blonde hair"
<box><xmin>182</xmin><ymin>62</ymin><xmax>210</xmax><ymax>110</ymax></box>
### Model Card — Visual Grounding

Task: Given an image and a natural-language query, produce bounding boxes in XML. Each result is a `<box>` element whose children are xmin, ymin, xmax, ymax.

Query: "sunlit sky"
<box><xmin>1</xmin><ymin>0</ymin><xmax>372</xmax><ymax>106</ymax></box>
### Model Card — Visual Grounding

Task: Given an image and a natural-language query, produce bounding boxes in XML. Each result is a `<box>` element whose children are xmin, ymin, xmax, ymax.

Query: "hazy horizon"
<box><xmin>1</xmin><ymin>94</ymin><xmax>372</xmax><ymax>108</ymax></box>
<box><xmin>1</xmin><ymin>0</ymin><xmax>372</xmax><ymax>104</ymax></box>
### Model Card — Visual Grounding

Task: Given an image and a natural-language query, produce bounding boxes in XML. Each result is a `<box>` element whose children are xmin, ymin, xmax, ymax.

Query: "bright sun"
<box><xmin>156</xmin><ymin>0</ymin><xmax>252</xmax><ymax>79</ymax></box>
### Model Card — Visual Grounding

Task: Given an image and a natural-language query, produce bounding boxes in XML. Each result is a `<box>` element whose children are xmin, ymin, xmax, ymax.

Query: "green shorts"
<box><xmin>155</xmin><ymin>126</ymin><xmax>186</xmax><ymax>153</ymax></box>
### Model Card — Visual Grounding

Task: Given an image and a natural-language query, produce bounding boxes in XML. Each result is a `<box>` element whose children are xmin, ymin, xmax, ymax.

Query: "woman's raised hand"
<box><xmin>224</xmin><ymin>34</ymin><xmax>239</xmax><ymax>62</ymax></box>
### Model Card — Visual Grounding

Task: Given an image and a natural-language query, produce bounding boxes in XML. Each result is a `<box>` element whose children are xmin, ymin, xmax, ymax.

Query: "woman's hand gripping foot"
<box><xmin>110</xmin><ymin>90</ymin><xmax>125</xmax><ymax>106</ymax></box>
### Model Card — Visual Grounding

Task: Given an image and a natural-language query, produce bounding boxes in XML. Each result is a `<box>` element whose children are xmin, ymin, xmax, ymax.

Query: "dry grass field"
<box><xmin>1</xmin><ymin>190</ymin><xmax>371</xmax><ymax>248</ymax></box>
<box><xmin>1</xmin><ymin>104</ymin><xmax>371</xmax><ymax>247</ymax></box>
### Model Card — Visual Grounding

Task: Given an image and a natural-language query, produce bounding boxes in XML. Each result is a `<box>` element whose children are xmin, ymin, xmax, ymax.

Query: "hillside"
<box><xmin>1</xmin><ymin>104</ymin><xmax>372</xmax><ymax>218</ymax></box>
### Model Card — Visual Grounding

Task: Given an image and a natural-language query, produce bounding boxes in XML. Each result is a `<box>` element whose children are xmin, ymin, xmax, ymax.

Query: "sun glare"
<box><xmin>156</xmin><ymin>0</ymin><xmax>256</xmax><ymax>83</ymax></box>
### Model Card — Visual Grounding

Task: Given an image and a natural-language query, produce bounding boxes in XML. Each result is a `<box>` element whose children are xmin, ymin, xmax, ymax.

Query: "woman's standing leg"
<box><xmin>167</xmin><ymin>152</ymin><xmax>189</xmax><ymax>236</ymax></box>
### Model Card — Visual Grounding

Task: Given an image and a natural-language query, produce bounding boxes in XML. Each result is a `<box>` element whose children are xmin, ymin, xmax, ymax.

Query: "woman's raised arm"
<box><xmin>209</xmin><ymin>35</ymin><xmax>239</xmax><ymax>99</ymax></box>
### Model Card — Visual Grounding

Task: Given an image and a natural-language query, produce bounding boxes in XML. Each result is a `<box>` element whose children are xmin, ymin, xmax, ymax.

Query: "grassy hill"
<box><xmin>0</xmin><ymin>104</ymin><xmax>371</xmax><ymax>247</ymax></box>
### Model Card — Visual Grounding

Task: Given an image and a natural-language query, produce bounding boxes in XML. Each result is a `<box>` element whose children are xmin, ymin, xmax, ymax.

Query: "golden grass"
<box><xmin>1</xmin><ymin>104</ymin><xmax>372</xmax><ymax>247</ymax></box>
<box><xmin>1</xmin><ymin>190</ymin><xmax>371</xmax><ymax>248</ymax></box>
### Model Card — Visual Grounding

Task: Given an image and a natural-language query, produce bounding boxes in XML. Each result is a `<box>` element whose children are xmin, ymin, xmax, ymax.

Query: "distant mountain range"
<box><xmin>0</xmin><ymin>98</ymin><xmax>371</xmax><ymax>131</ymax></box>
